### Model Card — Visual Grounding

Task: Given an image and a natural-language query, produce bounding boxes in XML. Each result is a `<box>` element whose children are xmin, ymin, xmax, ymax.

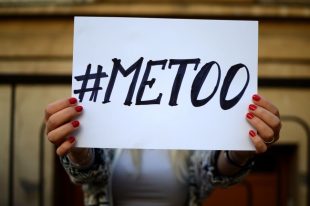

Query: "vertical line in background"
<box><xmin>39</xmin><ymin>123</ymin><xmax>45</xmax><ymax>206</ymax></box>
<box><xmin>8</xmin><ymin>84</ymin><xmax>16</xmax><ymax>206</ymax></box>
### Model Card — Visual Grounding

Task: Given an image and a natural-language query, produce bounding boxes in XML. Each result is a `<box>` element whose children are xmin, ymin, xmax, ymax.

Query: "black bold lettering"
<box><xmin>103</xmin><ymin>57</ymin><xmax>143</xmax><ymax>106</ymax></box>
<box><xmin>74</xmin><ymin>64</ymin><xmax>108</xmax><ymax>103</ymax></box>
<box><xmin>136</xmin><ymin>59</ymin><xmax>167</xmax><ymax>105</ymax></box>
<box><xmin>220</xmin><ymin>63</ymin><xmax>250</xmax><ymax>110</ymax></box>
<box><xmin>168</xmin><ymin>59</ymin><xmax>201</xmax><ymax>106</ymax></box>
<box><xmin>191</xmin><ymin>61</ymin><xmax>221</xmax><ymax>107</ymax></box>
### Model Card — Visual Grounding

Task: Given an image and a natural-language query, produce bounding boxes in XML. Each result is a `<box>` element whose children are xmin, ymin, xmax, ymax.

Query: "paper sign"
<box><xmin>72</xmin><ymin>17</ymin><xmax>258</xmax><ymax>150</ymax></box>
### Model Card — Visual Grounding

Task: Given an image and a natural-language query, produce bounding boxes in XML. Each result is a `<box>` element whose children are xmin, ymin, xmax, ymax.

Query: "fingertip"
<box><xmin>75</xmin><ymin>105</ymin><xmax>83</xmax><ymax>112</ymax></box>
<box><xmin>68</xmin><ymin>136</ymin><xmax>76</xmax><ymax>143</ymax></box>
<box><xmin>248</xmin><ymin>104</ymin><xmax>257</xmax><ymax>111</ymax></box>
<box><xmin>246</xmin><ymin>112</ymin><xmax>254</xmax><ymax>120</ymax></box>
<box><xmin>69</xmin><ymin>97</ymin><xmax>77</xmax><ymax>104</ymax></box>
<box><xmin>71</xmin><ymin>120</ymin><xmax>80</xmax><ymax>128</ymax></box>
<box><xmin>252</xmin><ymin>94</ymin><xmax>261</xmax><ymax>102</ymax></box>
<box><xmin>248</xmin><ymin>131</ymin><xmax>267</xmax><ymax>154</ymax></box>
<box><xmin>249</xmin><ymin>130</ymin><xmax>256</xmax><ymax>138</ymax></box>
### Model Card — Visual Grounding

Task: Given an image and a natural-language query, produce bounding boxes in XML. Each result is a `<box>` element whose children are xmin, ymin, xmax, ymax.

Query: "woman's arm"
<box><xmin>60</xmin><ymin>148</ymin><xmax>112</xmax><ymax>184</ymax></box>
<box><xmin>190</xmin><ymin>94</ymin><xmax>281</xmax><ymax>202</ymax></box>
<box><xmin>217</xmin><ymin>94</ymin><xmax>281</xmax><ymax>176</ymax></box>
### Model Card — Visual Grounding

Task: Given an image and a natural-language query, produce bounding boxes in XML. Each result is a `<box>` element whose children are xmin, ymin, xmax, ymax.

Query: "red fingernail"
<box><xmin>68</xmin><ymin>136</ymin><xmax>75</xmax><ymax>143</ymax></box>
<box><xmin>246</xmin><ymin>113</ymin><xmax>254</xmax><ymax>119</ymax></box>
<box><xmin>75</xmin><ymin>106</ymin><xmax>83</xmax><ymax>112</ymax></box>
<box><xmin>252</xmin><ymin>94</ymin><xmax>261</xmax><ymax>101</ymax></box>
<box><xmin>69</xmin><ymin>97</ymin><xmax>77</xmax><ymax>104</ymax></box>
<box><xmin>249</xmin><ymin>104</ymin><xmax>257</xmax><ymax>111</ymax></box>
<box><xmin>71</xmin><ymin>120</ymin><xmax>80</xmax><ymax>128</ymax></box>
<box><xmin>249</xmin><ymin>130</ymin><xmax>256</xmax><ymax>138</ymax></box>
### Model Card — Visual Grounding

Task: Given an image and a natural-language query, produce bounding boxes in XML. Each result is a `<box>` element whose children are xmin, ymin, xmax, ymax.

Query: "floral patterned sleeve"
<box><xmin>60</xmin><ymin>148</ymin><xmax>115</xmax><ymax>206</ymax></box>
<box><xmin>189</xmin><ymin>150</ymin><xmax>254</xmax><ymax>201</ymax></box>
<box><xmin>60</xmin><ymin>148</ymin><xmax>113</xmax><ymax>184</ymax></box>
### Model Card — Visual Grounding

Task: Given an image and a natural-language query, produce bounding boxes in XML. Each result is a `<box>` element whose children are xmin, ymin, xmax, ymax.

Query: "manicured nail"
<box><xmin>75</xmin><ymin>106</ymin><xmax>83</xmax><ymax>112</ymax></box>
<box><xmin>246</xmin><ymin>113</ymin><xmax>254</xmax><ymax>119</ymax></box>
<box><xmin>252</xmin><ymin>94</ymin><xmax>261</xmax><ymax>101</ymax></box>
<box><xmin>71</xmin><ymin>120</ymin><xmax>80</xmax><ymax>128</ymax></box>
<box><xmin>249</xmin><ymin>104</ymin><xmax>257</xmax><ymax>111</ymax></box>
<box><xmin>68</xmin><ymin>136</ymin><xmax>75</xmax><ymax>143</ymax></box>
<box><xmin>69</xmin><ymin>97</ymin><xmax>77</xmax><ymax>104</ymax></box>
<box><xmin>249</xmin><ymin>130</ymin><xmax>256</xmax><ymax>138</ymax></box>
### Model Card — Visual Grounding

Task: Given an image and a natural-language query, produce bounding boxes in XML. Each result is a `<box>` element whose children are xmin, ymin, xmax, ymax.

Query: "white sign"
<box><xmin>72</xmin><ymin>17</ymin><xmax>258</xmax><ymax>150</ymax></box>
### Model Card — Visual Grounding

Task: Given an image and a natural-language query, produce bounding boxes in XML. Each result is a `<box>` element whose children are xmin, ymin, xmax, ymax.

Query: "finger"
<box><xmin>246</xmin><ymin>112</ymin><xmax>275</xmax><ymax>143</ymax></box>
<box><xmin>252</xmin><ymin>94</ymin><xmax>280</xmax><ymax>117</ymax></box>
<box><xmin>47</xmin><ymin>120</ymin><xmax>80</xmax><ymax>146</ymax></box>
<box><xmin>56</xmin><ymin>136</ymin><xmax>76</xmax><ymax>156</ymax></box>
<box><xmin>46</xmin><ymin>105</ymin><xmax>83</xmax><ymax>133</ymax></box>
<box><xmin>248</xmin><ymin>104</ymin><xmax>281</xmax><ymax>140</ymax></box>
<box><xmin>249</xmin><ymin>130</ymin><xmax>267</xmax><ymax>154</ymax></box>
<box><xmin>45</xmin><ymin>97</ymin><xmax>78</xmax><ymax>122</ymax></box>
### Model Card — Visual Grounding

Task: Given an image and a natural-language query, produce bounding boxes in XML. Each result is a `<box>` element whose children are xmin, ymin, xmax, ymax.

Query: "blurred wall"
<box><xmin>0</xmin><ymin>1</ymin><xmax>309</xmax><ymax>206</ymax></box>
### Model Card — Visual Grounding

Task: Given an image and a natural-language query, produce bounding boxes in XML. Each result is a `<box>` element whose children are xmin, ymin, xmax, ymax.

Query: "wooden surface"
<box><xmin>0</xmin><ymin>18</ymin><xmax>309</xmax><ymax>79</ymax></box>
<box><xmin>0</xmin><ymin>3</ymin><xmax>309</xmax><ymax>18</ymax></box>
<box><xmin>0</xmin><ymin>86</ymin><xmax>11</xmax><ymax>206</ymax></box>
<box><xmin>1</xmin><ymin>59</ymin><xmax>310</xmax><ymax>78</ymax></box>
<box><xmin>11</xmin><ymin>85</ymin><xmax>70</xmax><ymax>206</ymax></box>
<box><xmin>205</xmin><ymin>173</ymin><xmax>278</xmax><ymax>206</ymax></box>
<box><xmin>205</xmin><ymin>145</ymin><xmax>297</xmax><ymax>206</ymax></box>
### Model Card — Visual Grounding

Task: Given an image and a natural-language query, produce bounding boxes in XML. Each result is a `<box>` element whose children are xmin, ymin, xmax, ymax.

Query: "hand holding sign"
<box><xmin>72</xmin><ymin>17</ymin><xmax>258</xmax><ymax>150</ymax></box>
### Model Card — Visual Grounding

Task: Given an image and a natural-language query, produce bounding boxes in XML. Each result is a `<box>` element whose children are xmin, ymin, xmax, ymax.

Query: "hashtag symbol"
<box><xmin>73</xmin><ymin>64</ymin><xmax>108</xmax><ymax>102</ymax></box>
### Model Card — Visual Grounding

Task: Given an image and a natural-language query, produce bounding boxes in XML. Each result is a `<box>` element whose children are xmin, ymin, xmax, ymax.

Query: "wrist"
<box><xmin>224</xmin><ymin>151</ymin><xmax>254</xmax><ymax>168</ymax></box>
<box><xmin>67</xmin><ymin>148</ymin><xmax>94</xmax><ymax>168</ymax></box>
<box><xmin>228</xmin><ymin>151</ymin><xmax>255</xmax><ymax>166</ymax></box>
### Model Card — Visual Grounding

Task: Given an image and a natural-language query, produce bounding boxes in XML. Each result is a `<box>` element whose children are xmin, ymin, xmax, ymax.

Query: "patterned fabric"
<box><xmin>60</xmin><ymin>149</ymin><xmax>253</xmax><ymax>206</ymax></box>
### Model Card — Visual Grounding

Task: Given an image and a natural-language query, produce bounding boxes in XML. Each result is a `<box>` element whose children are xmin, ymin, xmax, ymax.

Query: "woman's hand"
<box><xmin>45</xmin><ymin>97</ymin><xmax>85</xmax><ymax>157</ymax></box>
<box><xmin>246</xmin><ymin>94</ymin><xmax>281</xmax><ymax>153</ymax></box>
<box><xmin>230</xmin><ymin>94</ymin><xmax>282</xmax><ymax>164</ymax></box>
<box><xmin>218</xmin><ymin>94</ymin><xmax>282</xmax><ymax>176</ymax></box>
